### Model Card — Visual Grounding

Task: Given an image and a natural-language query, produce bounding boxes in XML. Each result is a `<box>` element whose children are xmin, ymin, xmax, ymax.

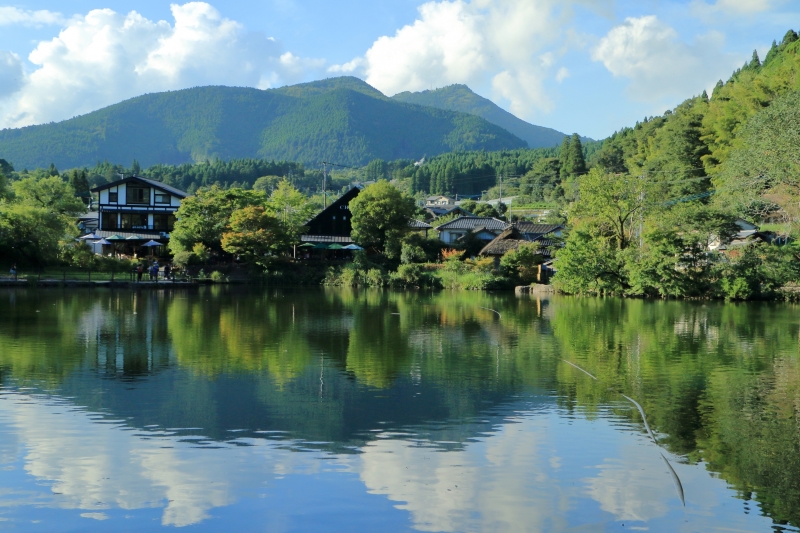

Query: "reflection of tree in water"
<box><xmin>550</xmin><ymin>296</ymin><xmax>800</xmax><ymax>528</ymax></box>
<box><xmin>2</xmin><ymin>288</ymin><xmax>800</xmax><ymax>527</ymax></box>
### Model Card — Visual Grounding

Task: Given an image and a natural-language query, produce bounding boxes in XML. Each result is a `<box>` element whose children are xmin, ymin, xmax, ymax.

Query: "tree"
<box><xmin>68</xmin><ymin>169</ymin><xmax>91</xmax><ymax>204</ymax></box>
<box><xmin>0</xmin><ymin>203</ymin><xmax>75</xmax><ymax>267</ymax></box>
<box><xmin>715</xmin><ymin>91</ymin><xmax>800</xmax><ymax>231</ymax></box>
<box><xmin>500</xmin><ymin>242</ymin><xmax>545</xmax><ymax>284</ymax></box>
<box><xmin>571</xmin><ymin>168</ymin><xmax>652</xmax><ymax>250</ymax></box>
<box><xmin>221</xmin><ymin>206</ymin><xmax>288</xmax><ymax>268</ymax></box>
<box><xmin>12</xmin><ymin>176</ymin><xmax>85</xmax><ymax>216</ymax></box>
<box><xmin>169</xmin><ymin>186</ymin><xmax>267</xmax><ymax>254</ymax></box>
<box><xmin>349</xmin><ymin>180</ymin><xmax>415</xmax><ymax>256</ymax></box>
<box><xmin>266</xmin><ymin>180</ymin><xmax>313</xmax><ymax>244</ymax></box>
<box><xmin>252</xmin><ymin>175</ymin><xmax>283</xmax><ymax>194</ymax></box>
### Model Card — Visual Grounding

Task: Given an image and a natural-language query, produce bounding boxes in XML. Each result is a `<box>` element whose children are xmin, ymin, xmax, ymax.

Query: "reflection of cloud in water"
<box><xmin>0</xmin><ymin>394</ymin><xmax>321</xmax><ymax>527</ymax></box>
<box><xmin>584</xmin><ymin>444</ymin><xmax>671</xmax><ymax>523</ymax></box>
<box><xmin>358</xmin><ymin>415</ymin><xmax>570</xmax><ymax>533</ymax></box>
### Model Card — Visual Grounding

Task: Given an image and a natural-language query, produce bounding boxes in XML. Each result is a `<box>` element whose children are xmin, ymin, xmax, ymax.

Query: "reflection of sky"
<box><xmin>0</xmin><ymin>392</ymin><xmax>792</xmax><ymax>532</ymax></box>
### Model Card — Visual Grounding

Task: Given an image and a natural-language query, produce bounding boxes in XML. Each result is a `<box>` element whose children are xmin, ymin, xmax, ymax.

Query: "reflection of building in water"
<box><xmin>77</xmin><ymin>296</ymin><xmax>175</xmax><ymax>376</ymax></box>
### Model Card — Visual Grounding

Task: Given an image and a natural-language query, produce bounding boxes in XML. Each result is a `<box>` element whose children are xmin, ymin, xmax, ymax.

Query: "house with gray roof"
<box><xmin>435</xmin><ymin>216</ymin><xmax>510</xmax><ymax>244</ymax></box>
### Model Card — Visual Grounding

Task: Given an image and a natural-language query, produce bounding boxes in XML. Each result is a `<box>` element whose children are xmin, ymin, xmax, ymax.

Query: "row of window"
<box><xmin>101</xmin><ymin>213</ymin><xmax>176</xmax><ymax>231</ymax></box>
<box><xmin>107</xmin><ymin>188</ymin><xmax>171</xmax><ymax>205</ymax></box>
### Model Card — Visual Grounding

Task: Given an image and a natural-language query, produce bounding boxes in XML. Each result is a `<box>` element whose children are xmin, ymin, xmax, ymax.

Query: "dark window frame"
<box><xmin>154</xmin><ymin>192</ymin><xmax>170</xmax><ymax>204</ymax></box>
<box><xmin>127</xmin><ymin>187</ymin><xmax>150</xmax><ymax>205</ymax></box>
<box><xmin>108</xmin><ymin>191</ymin><xmax>118</xmax><ymax>203</ymax></box>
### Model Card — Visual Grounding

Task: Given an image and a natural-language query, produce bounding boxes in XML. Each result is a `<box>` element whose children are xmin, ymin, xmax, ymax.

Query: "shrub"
<box><xmin>210</xmin><ymin>271</ymin><xmax>227</xmax><ymax>282</ymax></box>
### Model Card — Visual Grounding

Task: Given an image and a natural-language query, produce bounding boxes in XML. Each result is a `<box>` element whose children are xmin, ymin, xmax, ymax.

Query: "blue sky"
<box><xmin>0</xmin><ymin>0</ymin><xmax>796</xmax><ymax>140</ymax></box>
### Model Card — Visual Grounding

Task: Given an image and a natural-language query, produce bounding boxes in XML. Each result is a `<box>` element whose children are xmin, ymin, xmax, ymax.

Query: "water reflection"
<box><xmin>0</xmin><ymin>288</ymin><xmax>798</xmax><ymax>531</ymax></box>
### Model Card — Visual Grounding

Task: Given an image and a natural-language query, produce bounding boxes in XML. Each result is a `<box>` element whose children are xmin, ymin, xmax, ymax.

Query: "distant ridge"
<box><xmin>392</xmin><ymin>84</ymin><xmax>587</xmax><ymax>148</ymax></box>
<box><xmin>0</xmin><ymin>77</ymin><xmax>527</xmax><ymax>170</ymax></box>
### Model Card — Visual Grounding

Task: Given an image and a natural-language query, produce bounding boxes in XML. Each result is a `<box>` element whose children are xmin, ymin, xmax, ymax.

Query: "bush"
<box><xmin>390</xmin><ymin>263</ymin><xmax>440</xmax><ymax>288</ymax></box>
<box><xmin>210</xmin><ymin>270</ymin><xmax>227</xmax><ymax>283</ymax></box>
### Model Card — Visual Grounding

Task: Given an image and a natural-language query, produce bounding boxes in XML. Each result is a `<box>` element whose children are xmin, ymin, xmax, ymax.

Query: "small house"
<box><xmin>435</xmin><ymin>216</ymin><xmax>509</xmax><ymax>244</ymax></box>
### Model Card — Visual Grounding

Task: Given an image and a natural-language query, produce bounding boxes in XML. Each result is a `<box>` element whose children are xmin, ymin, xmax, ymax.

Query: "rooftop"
<box><xmin>435</xmin><ymin>216</ymin><xmax>509</xmax><ymax>231</ymax></box>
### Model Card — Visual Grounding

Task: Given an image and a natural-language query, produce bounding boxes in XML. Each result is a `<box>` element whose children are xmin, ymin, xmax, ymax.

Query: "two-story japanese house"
<box><xmin>90</xmin><ymin>176</ymin><xmax>187</xmax><ymax>245</ymax></box>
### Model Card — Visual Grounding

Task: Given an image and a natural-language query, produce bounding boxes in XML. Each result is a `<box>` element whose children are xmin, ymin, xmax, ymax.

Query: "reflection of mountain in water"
<box><xmin>1</xmin><ymin>288</ymin><xmax>800</xmax><ymax>529</ymax></box>
<box><xmin>0</xmin><ymin>288</ymin><xmax>555</xmax><ymax>452</ymax></box>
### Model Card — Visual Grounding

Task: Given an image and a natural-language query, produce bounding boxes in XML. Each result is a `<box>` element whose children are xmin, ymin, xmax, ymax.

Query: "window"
<box><xmin>153</xmin><ymin>214</ymin><xmax>176</xmax><ymax>231</ymax></box>
<box><xmin>127</xmin><ymin>187</ymin><xmax>150</xmax><ymax>204</ymax></box>
<box><xmin>154</xmin><ymin>193</ymin><xmax>170</xmax><ymax>204</ymax></box>
<box><xmin>101</xmin><ymin>212</ymin><xmax>118</xmax><ymax>230</ymax></box>
<box><xmin>108</xmin><ymin>192</ymin><xmax>118</xmax><ymax>203</ymax></box>
<box><xmin>121</xmin><ymin>213</ymin><xmax>149</xmax><ymax>230</ymax></box>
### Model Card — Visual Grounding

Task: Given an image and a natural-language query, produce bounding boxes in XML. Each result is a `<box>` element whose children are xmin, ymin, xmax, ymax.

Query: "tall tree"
<box><xmin>221</xmin><ymin>206</ymin><xmax>288</xmax><ymax>268</ymax></box>
<box><xmin>169</xmin><ymin>186</ymin><xmax>267</xmax><ymax>254</ymax></box>
<box><xmin>266</xmin><ymin>180</ymin><xmax>313</xmax><ymax>244</ymax></box>
<box><xmin>349</xmin><ymin>180</ymin><xmax>415</xmax><ymax>256</ymax></box>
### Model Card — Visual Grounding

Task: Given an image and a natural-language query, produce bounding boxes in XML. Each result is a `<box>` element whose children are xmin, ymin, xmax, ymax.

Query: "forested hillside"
<box><xmin>554</xmin><ymin>29</ymin><xmax>800</xmax><ymax>300</ymax></box>
<box><xmin>0</xmin><ymin>77</ymin><xmax>526</xmax><ymax>170</ymax></box>
<box><xmin>392</xmin><ymin>85</ymin><xmax>577</xmax><ymax>148</ymax></box>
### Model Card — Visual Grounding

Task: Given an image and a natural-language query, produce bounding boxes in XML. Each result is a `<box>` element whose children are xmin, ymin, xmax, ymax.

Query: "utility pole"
<box><xmin>498</xmin><ymin>174</ymin><xmax>503</xmax><ymax>203</ymax></box>
<box><xmin>322</xmin><ymin>162</ymin><xmax>328</xmax><ymax>209</ymax></box>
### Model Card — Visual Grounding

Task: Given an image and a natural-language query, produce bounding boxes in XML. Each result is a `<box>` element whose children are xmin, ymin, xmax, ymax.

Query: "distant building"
<box><xmin>435</xmin><ymin>216</ymin><xmax>509</xmax><ymax>244</ymax></box>
<box><xmin>514</xmin><ymin>222</ymin><xmax>563</xmax><ymax>241</ymax></box>
<box><xmin>91</xmin><ymin>176</ymin><xmax>187</xmax><ymax>238</ymax></box>
<box><xmin>301</xmin><ymin>186</ymin><xmax>363</xmax><ymax>245</ymax></box>
<box><xmin>425</xmin><ymin>195</ymin><xmax>456</xmax><ymax>207</ymax></box>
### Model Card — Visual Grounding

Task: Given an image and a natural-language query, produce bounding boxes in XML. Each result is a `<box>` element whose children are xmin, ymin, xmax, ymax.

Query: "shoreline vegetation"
<box><xmin>2</xmin><ymin>30</ymin><xmax>800</xmax><ymax>301</ymax></box>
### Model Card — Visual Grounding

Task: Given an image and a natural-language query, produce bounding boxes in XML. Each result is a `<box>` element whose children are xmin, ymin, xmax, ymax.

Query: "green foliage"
<box><xmin>221</xmin><ymin>206</ymin><xmax>287</xmax><ymax>269</ymax></box>
<box><xmin>553</xmin><ymin>230</ymin><xmax>628</xmax><ymax>295</ymax></box>
<box><xmin>715</xmin><ymin>90</ymin><xmax>800</xmax><ymax>231</ymax></box>
<box><xmin>12</xmin><ymin>175</ymin><xmax>85</xmax><ymax>216</ymax></box>
<box><xmin>323</xmin><ymin>251</ymin><xmax>389</xmax><ymax>287</ymax></box>
<box><xmin>266</xmin><ymin>180</ymin><xmax>313</xmax><ymax>243</ymax></box>
<box><xmin>349</xmin><ymin>180</ymin><xmax>415</xmax><ymax>256</ymax></box>
<box><xmin>0</xmin><ymin>203</ymin><xmax>76</xmax><ymax>267</ymax></box>
<box><xmin>500</xmin><ymin>243</ymin><xmax>545</xmax><ymax>284</ymax></box>
<box><xmin>169</xmin><ymin>186</ymin><xmax>266</xmax><ymax>254</ymax></box>
<box><xmin>389</xmin><ymin>263</ymin><xmax>440</xmax><ymax>288</ymax></box>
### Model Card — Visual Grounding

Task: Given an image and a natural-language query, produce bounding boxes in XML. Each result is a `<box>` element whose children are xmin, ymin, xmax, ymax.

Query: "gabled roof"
<box><xmin>408</xmin><ymin>219</ymin><xmax>433</xmax><ymax>229</ymax></box>
<box><xmin>90</xmin><ymin>175</ymin><xmax>188</xmax><ymax>198</ymax></box>
<box><xmin>435</xmin><ymin>216</ymin><xmax>509</xmax><ymax>231</ymax></box>
<box><xmin>514</xmin><ymin>222</ymin><xmax>563</xmax><ymax>237</ymax></box>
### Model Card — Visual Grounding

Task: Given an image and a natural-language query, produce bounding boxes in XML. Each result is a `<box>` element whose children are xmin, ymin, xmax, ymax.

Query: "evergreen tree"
<box><xmin>561</xmin><ymin>133</ymin><xmax>587</xmax><ymax>179</ymax></box>
<box><xmin>747</xmin><ymin>50</ymin><xmax>761</xmax><ymax>70</ymax></box>
<box><xmin>712</xmin><ymin>80</ymin><xmax>724</xmax><ymax>99</ymax></box>
<box><xmin>131</xmin><ymin>159</ymin><xmax>141</xmax><ymax>175</ymax></box>
<box><xmin>558</xmin><ymin>136</ymin><xmax>571</xmax><ymax>180</ymax></box>
<box><xmin>782</xmin><ymin>29</ymin><xmax>798</xmax><ymax>46</ymax></box>
<box><xmin>48</xmin><ymin>163</ymin><xmax>59</xmax><ymax>177</ymax></box>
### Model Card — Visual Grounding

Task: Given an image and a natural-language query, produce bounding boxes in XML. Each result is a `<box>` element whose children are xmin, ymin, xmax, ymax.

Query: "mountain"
<box><xmin>392</xmin><ymin>84</ymin><xmax>580</xmax><ymax>148</ymax></box>
<box><xmin>0</xmin><ymin>77</ymin><xmax>526</xmax><ymax>170</ymax></box>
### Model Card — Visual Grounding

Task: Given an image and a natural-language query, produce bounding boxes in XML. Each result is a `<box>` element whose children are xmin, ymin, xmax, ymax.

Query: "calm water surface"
<box><xmin>0</xmin><ymin>287</ymin><xmax>798</xmax><ymax>532</ymax></box>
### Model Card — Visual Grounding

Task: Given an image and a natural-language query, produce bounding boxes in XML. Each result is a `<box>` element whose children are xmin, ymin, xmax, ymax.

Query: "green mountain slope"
<box><xmin>392</xmin><ymin>84</ymin><xmax>579</xmax><ymax>148</ymax></box>
<box><xmin>0</xmin><ymin>78</ymin><xmax>526</xmax><ymax>170</ymax></box>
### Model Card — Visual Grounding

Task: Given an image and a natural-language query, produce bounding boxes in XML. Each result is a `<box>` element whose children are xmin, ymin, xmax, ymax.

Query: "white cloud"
<box><xmin>556</xmin><ymin>67</ymin><xmax>570</xmax><ymax>83</ymax></box>
<box><xmin>0</xmin><ymin>2</ymin><xmax>324</xmax><ymax>128</ymax></box>
<box><xmin>331</xmin><ymin>0</ymin><xmax>595</xmax><ymax>121</ymax></box>
<box><xmin>0</xmin><ymin>51</ymin><xmax>24</xmax><ymax>97</ymax></box>
<box><xmin>592</xmin><ymin>16</ymin><xmax>739</xmax><ymax>103</ymax></box>
<box><xmin>0</xmin><ymin>7</ymin><xmax>65</xmax><ymax>27</ymax></box>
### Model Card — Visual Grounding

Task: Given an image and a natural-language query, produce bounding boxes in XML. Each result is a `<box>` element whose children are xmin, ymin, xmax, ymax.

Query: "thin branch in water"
<box><xmin>661</xmin><ymin>453</ymin><xmax>686</xmax><ymax>507</ymax></box>
<box><xmin>562</xmin><ymin>359</ymin><xmax>598</xmax><ymax>380</ymax></box>
<box><xmin>479</xmin><ymin>307</ymin><xmax>501</xmax><ymax>319</ymax></box>
<box><xmin>620</xmin><ymin>393</ymin><xmax>657</xmax><ymax>445</ymax></box>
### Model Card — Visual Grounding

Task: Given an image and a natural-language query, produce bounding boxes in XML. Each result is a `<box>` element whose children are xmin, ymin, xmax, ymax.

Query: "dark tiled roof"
<box><xmin>435</xmin><ymin>216</ymin><xmax>509</xmax><ymax>231</ymax></box>
<box><xmin>300</xmin><ymin>235</ymin><xmax>354</xmax><ymax>244</ymax></box>
<box><xmin>135</xmin><ymin>177</ymin><xmax>189</xmax><ymax>198</ymax></box>
<box><xmin>93</xmin><ymin>230</ymin><xmax>166</xmax><ymax>239</ymax></box>
<box><xmin>409</xmin><ymin>219</ymin><xmax>433</xmax><ymax>229</ymax></box>
<box><xmin>514</xmin><ymin>222</ymin><xmax>563</xmax><ymax>236</ymax></box>
<box><xmin>91</xmin><ymin>176</ymin><xmax>188</xmax><ymax>198</ymax></box>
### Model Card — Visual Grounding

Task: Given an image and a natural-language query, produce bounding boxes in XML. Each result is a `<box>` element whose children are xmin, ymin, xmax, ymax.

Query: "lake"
<box><xmin>0</xmin><ymin>287</ymin><xmax>798</xmax><ymax>532</ymax></box>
